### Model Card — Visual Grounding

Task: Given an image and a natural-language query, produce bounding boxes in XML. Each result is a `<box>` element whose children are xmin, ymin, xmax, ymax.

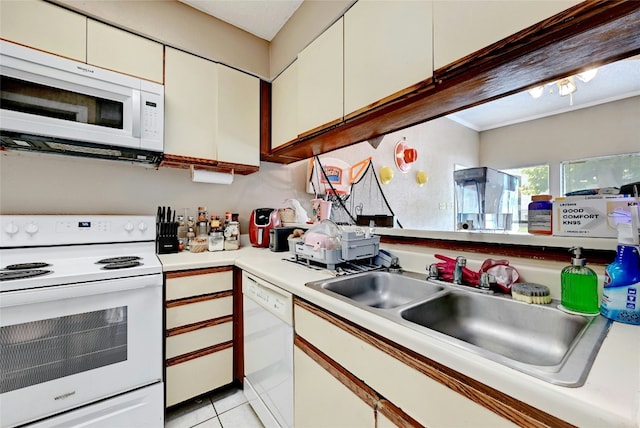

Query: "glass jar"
<box><xmin>208</xmin><ymin>232</ymin><xmax>224</xmax><ymax>251</ymax></box>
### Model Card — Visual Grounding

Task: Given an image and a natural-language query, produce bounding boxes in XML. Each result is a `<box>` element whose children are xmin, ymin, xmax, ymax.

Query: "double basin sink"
<box><xmin>306</xmin><ymin>270</ymin><xmax>611</xmax><ymax>387</ymax></box>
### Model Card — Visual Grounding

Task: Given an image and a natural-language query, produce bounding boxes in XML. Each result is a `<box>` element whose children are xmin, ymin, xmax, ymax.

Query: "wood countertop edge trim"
<box><xmin>294</xmin><ymin>298</ymin><xmax>575</xmax><ymax>428</ymax></box>
<box><xmin>166</xmin><ymin>290</ymin><xmax>233</xmax><ymax>308</ymax></box>
<box><xmin>165</xmin><ymin>266</ymin><xmax>233</xmax><ymax>279</ymax></box>
<box><xmin>165</xmin><ymin>340</ymin><xmax>233</xmax><ymax>367</ymax></box>
<box><xmin>166</xmin><ymin>315</ymin><xmax>233</xmax><ymax>337</ymax></box>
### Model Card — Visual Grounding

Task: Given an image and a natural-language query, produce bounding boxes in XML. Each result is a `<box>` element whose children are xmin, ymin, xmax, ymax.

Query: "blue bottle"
<box><xmin>600</xmin><ymin>244</ymin><xmax>640</xmax><ymax>325</ymax></box>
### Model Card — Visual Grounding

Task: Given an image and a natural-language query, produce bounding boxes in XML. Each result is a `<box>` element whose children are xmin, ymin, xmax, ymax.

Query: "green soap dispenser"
<box><xmin>560</xmin><ymin>246</ymin><xmax>600</xmax><ymax>315</ymax></box>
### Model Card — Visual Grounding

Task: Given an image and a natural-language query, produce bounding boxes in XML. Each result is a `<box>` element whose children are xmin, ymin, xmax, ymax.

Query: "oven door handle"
<box><xmin>0</xmin><ymin>275</ymin><xmax>161</xmax><ymax>308</ymax></box>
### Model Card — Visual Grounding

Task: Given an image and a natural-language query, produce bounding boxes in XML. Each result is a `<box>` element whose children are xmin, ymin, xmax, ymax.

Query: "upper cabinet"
<box><xmin>271</xmin><ymin>61</ymin><xmax>298</xmax><ymax>150</ymax></box>
<box><xmin>0</xmin><ymin>1</ymin><xmax>163</xmax><ymax>83</ymax></box>
<box><xmin>217</xmin><ymin>64</ymin><xmax>260</xmax><ymax>167</ymax></box>
<box><xmin>432</xmin><ymin>0</ymin><xmax>582</xmax><ymax>70</ymax></box>
<box><xmin>344</xmin><ymin>0</ymin><xmax>433</xmax><ymax>117</ymax></box>
<box><xmin>297</xmin><ymin>18</ymin><xmax>344</xmax><ymax>136</ymax></box>
<box><xmin>0</xmin><ymin>0</ymin><xmax>86</xmax><ymax>62</ymax></box>
<box><xmin>164</xmin><ymin>47</ymin><xmax>260</xmax><ymax>167</ymax></box>
<box><xmin>164</xmin><ymin>47</ymin><xmax>219</xmax><ymax>160</ymax></box>
<box><xmin>86</xmin><ymin>20</ymin><xmax>163</xmax><ymax>83</ymax></box>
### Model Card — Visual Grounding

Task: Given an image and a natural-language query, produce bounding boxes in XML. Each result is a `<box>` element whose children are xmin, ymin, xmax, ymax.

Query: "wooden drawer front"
<box><xmin>166</xmin><ymin>296</ymin><xmax>232</xmax><ymax>330</ymax></box>
<box><xmin>166</xmin><ymin>347</ymin><xmax>233</xmax><ymax>407</ymax></box>
<box><xmin>166</xmin><ymin>322</ymin><xmax>233</xmax><ymax>359</ymax></box>
<box><xmin>166</xmin><ymin>270</ymin><xmax>232</xmax><ymax>301</ymax></box>
<box><xmin>295</xmin><ymin>303</ymin><xmax>514</xmax><ymax>427</ymax></box>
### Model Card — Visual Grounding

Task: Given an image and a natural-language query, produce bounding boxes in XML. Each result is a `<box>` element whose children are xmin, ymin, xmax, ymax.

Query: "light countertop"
<box><xmin>159</xmin><ymin>243</ymin><xmax>640</xmax><ymax>428</ymax></box>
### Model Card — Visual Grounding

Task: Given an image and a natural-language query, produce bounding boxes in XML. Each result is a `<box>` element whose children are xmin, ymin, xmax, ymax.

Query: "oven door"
<box><xmin>0</xmin><ymin>275</ymin><xmax>162</xmax><ymax>428</ymax></box>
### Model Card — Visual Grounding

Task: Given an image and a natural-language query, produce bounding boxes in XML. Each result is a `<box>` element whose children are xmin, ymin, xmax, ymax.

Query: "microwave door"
<box><xmin>0</xmin><ymin>57</ymin><xmax>140</xmax><ymax>149</ymax></box>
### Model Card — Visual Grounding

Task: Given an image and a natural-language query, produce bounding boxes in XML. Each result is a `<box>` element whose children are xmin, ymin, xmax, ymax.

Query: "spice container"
<box><xmin>224</xmin><ymin>221</ymin><xmax>240</xmax><ymax>250</ymax></box>
<box><xmin>208</xmin><ymin>232</ymin><xmax>224</xmax><ymax>251</ymax></box>
<box><xmin>528</xmin><ymin>195</ymin><xmax>553</xmax><ymax>235</ymax></box>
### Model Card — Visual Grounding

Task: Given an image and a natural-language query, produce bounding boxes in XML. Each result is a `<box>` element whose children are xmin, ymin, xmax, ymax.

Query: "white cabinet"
<box><xmin>294</xmin><ymin>300</ymin><xmax>518</xmax><ymax>427</ymax></box>
<box><xmin>297</xmin><ymin>18</ymin><xmax>344</xmax><ymax>135</ymax></box>
<box><xmin>165</xmin><ymin>268</ymin><xmax>234</xmax><ymax>408</ymax></box>
<box><xmin>87</xmin><ymin>19</ymin><xmax>164</xmax><ymax>83</ymax></box>
<box><xmin>217</xmin><ymin>64</ymin><xmax>260</xmax><ymax>166</ymax></box>
<box><xmin>0</xmin><ymin>0</ymin><xmax>86</xmax><ymax>62</ymax></box>
<box><xmin>294</xmin><ymin>346</ymin><xmax>375</xmax><ymax>427</ymax></box>
<box><xmin>164</xmin><ymin>47</ymin><xmax>219</xmax><ymax>160</ymax></box>
<box><xmin>271</xmin><ymin>61</ymin><xmax>298</xmax><ymax>150</ymax></box>
<box><xmin>344</xmin><ymin>0</ymin><xmax>433</xmax><ymax>117</ymax></box>
<box><xmin>164</xmin><ymin>47</ymin><xmax>260</xmax><ymax>166</ymax></box>
<box><xmin>433</xmin><ymin>0</ymin><xmax>582</xmax><ymax>70</ymax></box>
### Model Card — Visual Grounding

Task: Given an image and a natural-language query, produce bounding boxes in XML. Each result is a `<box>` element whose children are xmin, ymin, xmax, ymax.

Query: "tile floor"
<box><xmin>165</xmin><ymin>388</ymin><xmax>263</xmax><ymax>428</ymax></box>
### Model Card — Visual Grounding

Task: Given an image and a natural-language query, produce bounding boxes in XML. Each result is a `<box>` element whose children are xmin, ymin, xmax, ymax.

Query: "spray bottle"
<box><xmin>600</xmin><ymin>203</ymin><xmax>640</xmax><ymax>325</ymax></box>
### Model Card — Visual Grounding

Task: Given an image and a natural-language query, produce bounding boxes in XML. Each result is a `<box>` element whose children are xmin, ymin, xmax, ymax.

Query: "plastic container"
<box><xmin>601</xmin><ymin>245</ymin><xmax>640</xmax><ymax>325</ymax></box>
<box><xmin>528</xmin><ymin>195</ymin><xmax>553</xmax><ymax>235</ymax></box>
<box><xmin>341</xmin><ymin>231</ymin><xmax>380</xmax><ymax>261</ymax></box>
<box><xmin>560</xmin><ymin>247</ymin><xmax>600</xmax><ymax>315</ymax></box>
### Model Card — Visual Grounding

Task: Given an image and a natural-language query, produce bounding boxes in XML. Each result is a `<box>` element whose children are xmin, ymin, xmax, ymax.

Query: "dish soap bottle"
<box><xmin>560</xmin><ymin>246</ymin><xmax>600</xmax><ymax>315</ymax></box>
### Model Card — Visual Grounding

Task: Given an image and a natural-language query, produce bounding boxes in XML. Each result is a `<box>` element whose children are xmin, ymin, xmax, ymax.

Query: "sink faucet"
<box><xmin>453</xmin><ymin>256</ymin><xmax>466</xmax><ymax>284</ymax></box>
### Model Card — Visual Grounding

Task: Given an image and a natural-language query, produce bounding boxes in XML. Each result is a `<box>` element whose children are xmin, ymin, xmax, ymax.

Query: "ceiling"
<box><xmin>447</xmin><ymin>56</ymin><xmax>640</xmax><ymax>131</ymax></box>
<box><xmin>178</xmin><ymin>0</ymin><xmax>303</xmax><ymax>41</ymax></box>
<box><xmin>178</xmin><ymin>1</ymin><xmax>639</xmax><ymax>131</ymax></box>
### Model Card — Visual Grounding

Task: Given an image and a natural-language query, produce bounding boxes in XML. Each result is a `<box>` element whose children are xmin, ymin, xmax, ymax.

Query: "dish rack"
<box><xmin>294</xmin><ymin>231</ymin><xmax>380</xmax><ymax>270</ymax></box>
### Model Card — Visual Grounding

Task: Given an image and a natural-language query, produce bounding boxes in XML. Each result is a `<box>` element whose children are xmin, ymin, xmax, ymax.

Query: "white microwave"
<box><xmin>0</xmin><ymin>41</ymin><xmax>164</xmax><ymax>164</ymax></box>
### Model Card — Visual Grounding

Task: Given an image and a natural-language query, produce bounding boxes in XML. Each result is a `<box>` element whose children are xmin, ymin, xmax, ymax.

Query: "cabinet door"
<box><xmin>433</xmin><ymin>0</ymin><xmax>582</xmax><ymax>70</ymax></box>
<box><xmin>294</xmin><ymin>346</ymin><xmax>375</xmax><ymax>428</ymax></box>
<box><xmin>344</xmin><ymin>0</ymin><xmax>433</xmax><ymax>117</ymax></box>
<box><xmin>217</xmin><ymin>64</ymin><xmax>260</xmax><ymax>166</ymax></box>
<box><xmin>297</xmin><ymin>18</ymin><xmax>343</xmax><ymax>136</ymax></box>
<box><xmin>0</xmin><ymin>0</ymin><xmax>86</xmax><ymax>62</ymax></box>
<box><xmin>87</xmin><ymin>20</ymin><xmax>163</xmax><ymax>83</ymax></box>
<box><xmin>271</xmin><ymin>61</ymin><xmax>298</xmax><ymax>150</ymax></box>
<box><xmin>164</xmin><ymin>47</ymin><xmax>218</xmax><ymax>160</ymax></box>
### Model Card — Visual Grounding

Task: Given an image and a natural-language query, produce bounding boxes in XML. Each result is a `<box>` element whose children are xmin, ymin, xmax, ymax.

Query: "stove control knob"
<box><xmin>138</xmin><ymin>222</ymin><xmax>148</xmax><ymax>232</ymax></box>
<box><xmin>5</xmin><ymin>222</ymin><xmax>19</xmax><ymax>235</ymax></box>
<box><xmin>124</xmin><ymin>222</ymin><xmax>134</xmax><ymax>232</ymax></box>
<box><xmin>25</xmin><ymin>223</ymin><xmax>39</xmax><ymax>235</ymax></box>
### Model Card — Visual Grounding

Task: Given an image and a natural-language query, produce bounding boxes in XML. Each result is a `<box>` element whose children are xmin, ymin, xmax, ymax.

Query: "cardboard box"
<box><xmin>553</xmin><ymin>196</ymin><xmax>639</xmax><ymax>238</ymax></box>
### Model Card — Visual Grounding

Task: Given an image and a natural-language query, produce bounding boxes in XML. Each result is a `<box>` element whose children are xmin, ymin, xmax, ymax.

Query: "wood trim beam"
<box><xmin>232</xmin><ymin>266</ymin><xmax>244</xmax><ymax>383</ymax></box>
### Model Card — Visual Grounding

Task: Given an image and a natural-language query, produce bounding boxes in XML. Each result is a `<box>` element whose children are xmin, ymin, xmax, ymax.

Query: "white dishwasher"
<box><xmin>242</xmin><ymin>271</ymin><xmax>293</xmax><ymax>428</ymax></box>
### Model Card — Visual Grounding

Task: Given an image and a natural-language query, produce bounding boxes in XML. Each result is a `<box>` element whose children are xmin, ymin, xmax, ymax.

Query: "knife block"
<box><xmin>156</xmin><ymin>221</ymin><xmax>179</xmax><ymax>254</ymax></box>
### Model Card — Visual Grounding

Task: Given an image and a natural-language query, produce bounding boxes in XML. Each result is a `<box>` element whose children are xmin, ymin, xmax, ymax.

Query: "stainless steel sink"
<box><xmin>306</xmin><ymin>271</ymin><xmax>444</xmax><ymax>309</ymax></box>
<box><xmin>305</xmin><ymin>271</ymin><xmax>611</xmax><ymax>387</ymax></box>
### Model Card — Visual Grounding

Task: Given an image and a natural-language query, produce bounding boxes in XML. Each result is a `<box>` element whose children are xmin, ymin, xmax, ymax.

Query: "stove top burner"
<box><xmin>101</xmin><ymin>261</ymin><xmax>143</xmax><ymax>270</ymax></box>
<box><xmin>4</xmin><ymin>262</ymin><xmax>51</xmax><ymax>270</ymax></box>
<box><xmin>96</xmin><ymin>256</ymin><xmax>142</xmax><ymax>264</ymax></box>
<box><xmin>0</xmin><ymin>269</ymin><xmax>52</xmax><ymax>281</ymax></box>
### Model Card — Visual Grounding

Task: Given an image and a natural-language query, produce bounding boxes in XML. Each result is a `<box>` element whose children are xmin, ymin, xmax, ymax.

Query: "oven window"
<box><xmin>0</xmin><ymin>307</ymin><xmax>128</xmax><ymax>393</ymax></box>
<box><xmin>0</xmin><ymin>76</ymin><xmax>124</xmax><ymax>129</ymax></box>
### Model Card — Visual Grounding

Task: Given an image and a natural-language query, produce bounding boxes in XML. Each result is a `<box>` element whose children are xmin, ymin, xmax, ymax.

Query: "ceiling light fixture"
<box><xmin>557</xmin><ymin>77</ymin><xmax>577</xmax><ymax>96</ymax></box>
<box><xmin>528</xmin><ymin>85</ymin><xmax>545</xmax><ymax>99</ymax></box>
<box><xmin>576</xmin><ymin>68</ymin><xmax>598</xmax><ymax>83</ymax></box>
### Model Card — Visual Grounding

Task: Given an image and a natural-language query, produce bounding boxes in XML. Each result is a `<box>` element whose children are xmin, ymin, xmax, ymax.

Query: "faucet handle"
<box><xmin>427</xmin><ymin>263</ymin><xmax>439</xmax><ymax>279</ymax></box>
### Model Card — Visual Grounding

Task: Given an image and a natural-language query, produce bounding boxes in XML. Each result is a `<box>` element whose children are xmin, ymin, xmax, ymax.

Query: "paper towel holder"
<box><xmin>190</xmin><ymin>165</ymin><xmax>234</xmax><ymax>184</ymax></box>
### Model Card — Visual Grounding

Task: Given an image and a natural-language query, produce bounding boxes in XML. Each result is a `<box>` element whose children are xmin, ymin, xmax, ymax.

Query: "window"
<box><xmin>562</xmin><ymin>153</ymin><xmax>640</xmax><ymax>195</ymax></box>
<box><xmin>503</xmin><ymin>164</ymin><xmax>550</xmax><ymax>233</ymax></box>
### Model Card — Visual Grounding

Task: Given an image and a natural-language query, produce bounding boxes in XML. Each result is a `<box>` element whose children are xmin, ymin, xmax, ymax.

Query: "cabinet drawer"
<box><xmin>166</xmin><ymin>296</ymin><xmax>232</xmax><ymax>329</ymax></box>
<box><xmin>166</xmin><ymin>321</ymin><xmax>233</xmax><ymax>359</ymax></box>
<box><xmin>166</xmin><ymin>270</ymin><xmax>233</xmax><ymax>301</ymax></box>
<box><xmin>166</xmin><ymin>347</ymin><xmax>233</xmax><ymax>407</ymax></box>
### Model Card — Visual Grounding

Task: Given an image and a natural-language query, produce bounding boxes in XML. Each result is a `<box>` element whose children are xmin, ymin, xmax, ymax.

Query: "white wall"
<box><xmin>0</xmin><ymin>151</ymin><xmax>308</xmax><ymax>235</ymax></box>
<box><xmin>293</xmin><ymin>117</ymin><xmax>479</xmax><ymax>230</ymax></box>
<box><xmin>479</xmin><ymin>96</ymin><xmax>640</xmax><ymax>197</ymax></box>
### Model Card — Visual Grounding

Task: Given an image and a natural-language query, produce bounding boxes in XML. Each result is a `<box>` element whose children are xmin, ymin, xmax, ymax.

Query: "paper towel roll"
<box><xmin>190</xmin><ymin>166</ymin><xmax>234</xmax><ymax>184</ymax></box>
